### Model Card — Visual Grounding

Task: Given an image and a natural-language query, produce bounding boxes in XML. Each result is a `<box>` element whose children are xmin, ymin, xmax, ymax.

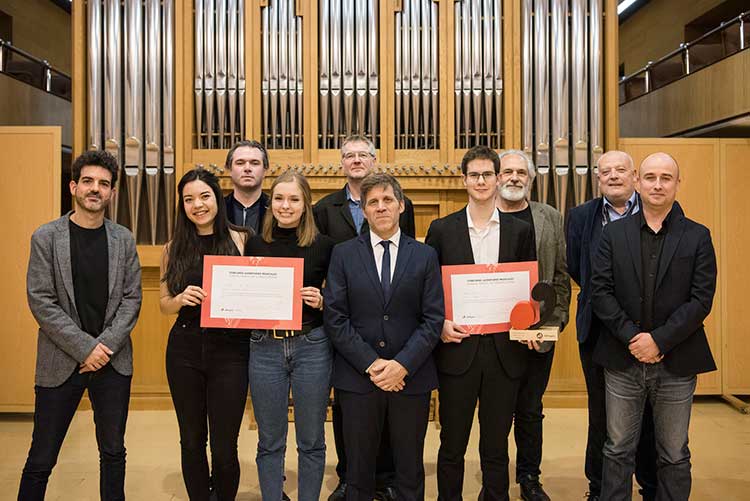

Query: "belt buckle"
<box><xmin>272</xmin><ymin>329</ymin><xmax>293</xmax><ymax>339</ymax></box>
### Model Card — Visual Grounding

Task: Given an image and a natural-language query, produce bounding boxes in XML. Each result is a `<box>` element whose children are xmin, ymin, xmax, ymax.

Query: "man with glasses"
<box><xmin>314</xmin><ymin>134</ymin><xmax>415</xmax><ymax>501</ymax></box>
<box><xmin>425</xmin><ymin>146</ymin><xmax>536</xmax><ymax>500</ymax></box>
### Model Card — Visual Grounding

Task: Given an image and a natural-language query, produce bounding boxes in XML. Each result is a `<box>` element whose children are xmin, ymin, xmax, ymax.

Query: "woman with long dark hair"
<box><xmin>245</xmin><ymin>170</ymin><xmax>334</xmax><ymax>500</ymax></box>
<box><xmin>159</xmin><ymin>168</ymin><xmax>249</xmax><ymax>501</ymax></box>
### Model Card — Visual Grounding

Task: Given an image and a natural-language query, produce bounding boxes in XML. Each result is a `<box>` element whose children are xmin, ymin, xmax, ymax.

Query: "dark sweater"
<box><xmin>245</xmin><ymin>226</ymin><xmax>335</xmax><ymax>327</ymax></box>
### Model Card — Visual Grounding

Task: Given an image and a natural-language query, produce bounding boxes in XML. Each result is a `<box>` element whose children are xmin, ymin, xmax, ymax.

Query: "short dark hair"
<box><xmin>460</xmin><ymin>145</ymin><xmax>500</xmax><ymax>176</ymax></box>
<box><xmin>71</xmin><ymin>150</ymin><xmax>119</xmax><ymax>185</ymax></box>
<box><xmin>360</xmin><ymin>172</ymin><xmax>405</xmax><ymax>205</ymax></box>
<box><xmin>225</xmin><ymin>140</ymin><xmax>269</xmax><ymax>171</ymax></box>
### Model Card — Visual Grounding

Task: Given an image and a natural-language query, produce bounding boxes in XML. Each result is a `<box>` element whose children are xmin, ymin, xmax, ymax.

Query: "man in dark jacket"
<box><xmin>224</xmin><ymin>140</ymin><xmax>269</xmax><ymax>233</ymax></box>
<box><xmin>591</xmin><ymin>152</ymin><xmax>716</xmax><ymax>501</ymax></box>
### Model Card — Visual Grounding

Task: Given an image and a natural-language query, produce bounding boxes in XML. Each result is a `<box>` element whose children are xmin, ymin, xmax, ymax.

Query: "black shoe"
<box><xmin>583</xmin><ymin>492</ymin><xmax>600</xmax><ymax>501</ymax></box>
<box><xmin>282</xmin><ymin>492</ymin><xmax>291</xmax><ymax>501</ymax></box>
<box><xmin>328</xmin><ymin>482</ymin><xmax>347</xmax><ymax>501</ymax></box>
<box><xmin>520</xmin><ymin>480</ymin><xmax>551</xmax><ymax>501</ymax></box>
<box><xmin>374</xmin><ymin>486</ymin><xmax>397</xmax><ymax>501</ymax></box>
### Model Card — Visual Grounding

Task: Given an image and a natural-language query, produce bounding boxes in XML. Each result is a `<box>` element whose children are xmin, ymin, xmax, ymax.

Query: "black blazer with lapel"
<box><xmin>313</xmin><ymin>185</ymin><xmax>416</xmax><ymax>243</ymax></box>
<box><xmin>424</xmin><ymin>207</ymin><xmax>537</xmax><ymax>378</ymax></box>
<box><xmin>224</xmin><ymin>191</ymin><xmax>269</xmax><ymax>232</ymax></box>
<box><xmin>324</xmin><ymin>233</ymin><xmax>445</xmax><ymax>395</ymax></box>
<box><xmin>591</xmin><ymin>202</ymin><xmax>717</xmax><ymax>376</ymax></box>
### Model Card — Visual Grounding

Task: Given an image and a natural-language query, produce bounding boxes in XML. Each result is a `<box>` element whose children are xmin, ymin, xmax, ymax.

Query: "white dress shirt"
<box><xmin>370</xmin><ymin>229</ymin><xmax>401</xmax><ymax>282</ymax></box>
<box><xmin>466</xmin><ymin>206</ymin><xmax>500</xmax><ymax>264</ymax></box>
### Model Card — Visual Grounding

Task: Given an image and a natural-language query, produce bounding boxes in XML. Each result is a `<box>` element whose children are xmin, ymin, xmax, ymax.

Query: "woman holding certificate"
<box><xmin>159</xmin><ymin>169</ymin><xmax>250</xmax><ymax>501</ymax></box>
<box><xmin>244</xmin><ymin>170</ymin><xmax>335</xmax><ymax>501</ymax></box>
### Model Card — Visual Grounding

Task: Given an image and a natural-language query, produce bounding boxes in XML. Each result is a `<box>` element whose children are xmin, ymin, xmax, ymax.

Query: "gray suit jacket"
<box><xmin>530</xmin><ymin>202</ymin><xmax>571</xmax><ymax>329</ymax></box>
<box><xmin>26</xmin><ymin>213</ymin><xmax>142</xmax><ymax>387</ymax></box>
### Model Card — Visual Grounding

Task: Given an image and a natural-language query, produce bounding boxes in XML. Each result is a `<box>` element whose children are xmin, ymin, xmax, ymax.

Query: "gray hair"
<box><xmin>597</xmin><ymin>150</ymin><xmax>635</xmax><ymax>172</ymax></box>
<box><xmin>498</xmin><ymin>149</ymin><xmax>536</xmax><ymax>180</ymax></box>
<box><xmin>341</xmin><ymin>134</ymin><xmax>376</xmax><ymax>157</ymax></box>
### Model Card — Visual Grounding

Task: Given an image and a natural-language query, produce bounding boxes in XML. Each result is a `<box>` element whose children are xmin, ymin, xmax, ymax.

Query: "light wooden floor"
<box><xmin>0</xmin><ymin>398</ymin><xmax>748</xmax><ymax>500</ymax></box>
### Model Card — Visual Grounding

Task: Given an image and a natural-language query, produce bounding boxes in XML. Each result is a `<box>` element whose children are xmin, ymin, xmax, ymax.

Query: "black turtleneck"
<box><xmin>245</xmin><ymin>226</ymin><xmax>335</xmax><ymax>327</ymax></box>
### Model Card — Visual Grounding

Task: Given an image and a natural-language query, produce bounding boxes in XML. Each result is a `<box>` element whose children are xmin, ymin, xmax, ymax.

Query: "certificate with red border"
<box><xmin>200</xmin><ymin>255</ymin><xmax>304</xmax><ymax>330</ymax></box>
<box><xmin>442</xmin><ymin>261</ymin><xmax>539</xmax><ymax>334</ymax></box>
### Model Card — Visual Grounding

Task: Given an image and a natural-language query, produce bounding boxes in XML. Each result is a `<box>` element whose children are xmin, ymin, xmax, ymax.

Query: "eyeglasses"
<box><xmin>342</xmin><ymin>151</ymin><xmax>374</xmax><ymax>161</ymax></box>
<box><xmin>465</xmin><ymin>171</ymin><xmax>497</xmax><ymax>182</ymax></box>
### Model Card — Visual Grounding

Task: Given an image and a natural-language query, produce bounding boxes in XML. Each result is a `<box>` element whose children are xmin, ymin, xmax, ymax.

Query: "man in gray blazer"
<box><xmin>496</xmin><ymin>149</ymin><xmax>571</xmax><ymax>501</ymax></box>
<box><xmin>18</xmin><ymin>150</ymin><xmax>142</xmax><ymax>501</ymax></box>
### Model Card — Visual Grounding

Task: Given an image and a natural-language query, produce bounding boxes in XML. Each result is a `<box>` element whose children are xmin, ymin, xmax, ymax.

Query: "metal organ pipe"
<box><xmin>454</xmin><ymin>0</ymin><xmax>502</xmax><ymax>149</ymax></box>
<box><xmin>87</xmin><ymin>0</ymin><xmax>175</xmax><ymax>243</ymax></box>
<box><xmin>523</xmin><ymin>0</ymin><xmax>607</xmax><ymax>209</ymax></box>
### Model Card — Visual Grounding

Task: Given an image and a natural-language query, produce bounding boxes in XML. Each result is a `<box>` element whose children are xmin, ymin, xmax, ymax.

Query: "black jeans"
<box><xmin>18</xmin><ymin>364</ymin><xmax>131</xmax><ymax>501</ymax></box>
<box><xmin>514</xmin><ymin>344</ymin><xmax>555</xmax><ymax>483</ymax></box>
<box><xmin>166</xmin><ymin>323</ymin><xmax>250</xmax><ymax>501</ymax></box>
<box><xmin>579</xmin><ymin>338</ymin><xmax>657</xmax><ymax>499</ymax></box>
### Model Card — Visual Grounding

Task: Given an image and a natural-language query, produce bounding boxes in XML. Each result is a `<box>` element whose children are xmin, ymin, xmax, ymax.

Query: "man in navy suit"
<box><xmin>592</xmin><ymin>153</ymin><xmax>716</xmax><ymax>501</ymax></box>
<box><xmin>566</xmin><ymin>150</ymin><xmax>657</xmax><ymax>501</ymax></box>
<box><xmin>324</xmin><ymin>173</ymin><xmax>444</xmax><ymax>501</ymax></box>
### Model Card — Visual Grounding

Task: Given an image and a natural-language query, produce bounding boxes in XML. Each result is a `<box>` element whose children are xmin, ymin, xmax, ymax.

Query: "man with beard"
<box><xmin>314</xmin><ymin>134</ymin><xmax>415</xmax><ymax>500</ymax></box>
<box><xmin>495</xmin><ymin>150</ymin><xmax>571</xmax><ymax>501</ymax></box>
<box><xmin>566</xmin><ymin>150</ymin><xmax>657</xmax><ymax>501</ymax></box>
<box><xmin>19</xmin><ymin>150</ymin><xmax>142</xmax><ymax>500</ymax></box>
<box><xmin>224</xmin><ymin>140</ymin><xmax>270</xmax><ymax>233</ymax></box>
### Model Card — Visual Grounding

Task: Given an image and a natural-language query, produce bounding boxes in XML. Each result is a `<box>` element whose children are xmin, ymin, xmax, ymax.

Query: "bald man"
<box><xmin>566</xmin><ymin>150</ymin><xmax>657</xmax><ymax>501</ymax></box>
<box><xmin>590</xmin><ymin>153</ymin><xmax>717</xmax><ymax>501</ymax></box>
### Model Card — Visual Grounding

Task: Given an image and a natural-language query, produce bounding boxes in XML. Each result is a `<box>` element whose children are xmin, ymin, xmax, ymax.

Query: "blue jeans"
<box><xmin>601</xmin><ymin>362</ymin><xmax>697</xmax><ymax>501</ymax></box>
<box><xmin>248</xmin><ymin>327</ymin><xmax>332</xmax><ymax>501</ymax></box>
<box><xmin>18</xmin><ymin>364</ymin><xmax>131</xmax><ymax>501</ymax></box>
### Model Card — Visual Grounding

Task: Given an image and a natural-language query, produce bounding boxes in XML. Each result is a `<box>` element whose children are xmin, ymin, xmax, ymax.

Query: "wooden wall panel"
<box><xmin>547</xmin><ymin>285</ymin><xmax>585</xmax><ymax>393</ymax></box>
<box><xmin>719</xmin><ymin>139</ymin><xmax>750</xmax><ymax>394</ymax></box>
<box><xmin>619</xmin><ymin>138</ymin><xmax>722</xmax><ymax>394</ymax></box>
<box><xmin>0</xmin><ymin>126</ymin><xmax>62</xmax><ymax>411</ymax></box>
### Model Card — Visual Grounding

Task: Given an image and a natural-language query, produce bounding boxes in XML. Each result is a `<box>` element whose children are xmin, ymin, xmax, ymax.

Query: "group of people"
<box><xmin>18</xmin><ymin>134</ymin><xmax>716</xmax><ymax>501</ymax></box>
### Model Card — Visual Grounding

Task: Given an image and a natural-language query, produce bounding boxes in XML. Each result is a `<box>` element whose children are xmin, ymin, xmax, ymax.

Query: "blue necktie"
<box><xmin>380</xmin><ymin>240</ymin><xmax>391</xmax><ymax>299</ymax></box>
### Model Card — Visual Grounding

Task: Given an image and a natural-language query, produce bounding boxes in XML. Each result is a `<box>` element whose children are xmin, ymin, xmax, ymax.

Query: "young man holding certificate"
<box><xmin>324</xmin><ymin>173</ymin><xmax>444</xmax><ymax>501</ymax></box>
<box><xmin>425</xmin><ymin>145</ymin><xmax>536</xmax><ymax>501</ymax></box>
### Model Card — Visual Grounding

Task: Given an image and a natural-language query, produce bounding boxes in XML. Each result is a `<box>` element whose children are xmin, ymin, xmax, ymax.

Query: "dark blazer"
<box><xmin>591</xmin><ymin>203</ymin><xmax>717</xmax><ymax>376</ymax></box>
<box><xmin>424</xmin><ymin>207</ymin><xmax>536</xmax><ymax>378</ymax></box>
<box><xmin>313</xmin><ymin>185</ymin><xmax>416</xmax><ymax>243</ymax></box>
<box><xmin>324</xmin><ymin>233</ymin><xmax>445</xmax><ymax>395</ymax></box>
<box><xmin>566</xmin><ymin>195</ymin><xmax>641</xmax><ymax>344</ymax></box>
<box><xmin>224</xmin><ymin>191</ymin><xmax>269</xmax><ymax>231</ymax></box>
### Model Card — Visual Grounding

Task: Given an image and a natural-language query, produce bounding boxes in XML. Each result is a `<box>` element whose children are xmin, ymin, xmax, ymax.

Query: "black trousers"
<box><xmin>437</xmin><ymin>336</ymin><xmax>521</xmax><ymax>501</ymax></box>
<box><xmin>337</xmin><ymin>389</ymin><xmax>430</xmax><ymax>501</ymax></box>
<box><xmin>18</xmin><ymin>364</ymin><xmax>132</xmax><ymax>501</ymax></box>
<box><xmin>332</xmin><ymin>388</ymin><xmax>395</xmax><ymax>487</ymax></box>
<box><xmin>514</xmin><ymin>344</ymin><xmax>556</xmax><ymax>483</ymax></box>
<box><xmin>166</xmin><ymin>324</ymin><xmax>250</xmax><ymax>501</ymax></box>
<box><xmin>579</xmin><ymin>337</ymin><xmax>657</xmax><ymax>499</ymax></box>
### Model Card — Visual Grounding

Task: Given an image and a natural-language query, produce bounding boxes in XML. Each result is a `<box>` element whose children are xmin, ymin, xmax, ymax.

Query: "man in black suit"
<box><xmin>566</xmin><ymin>150</ymin><xmax>657</xmax><ymax>501</ymax></box>
<box><xmin>425</xmin><ymin>146</ymin><xmax>536</xmax><ymax>501</ymax></box>
<box><xmin>324</xmin><ymin>173</ymin><xmax>444</xmax><ymax>501</ymax></box>
<box><xmin>314</xmin><ymin>134</ymin><xmax>416</xmax><ymax>242</ymax></box>
<box><xmin>224</xmin><ymin>140</ymin><xmax>270</xmax><ymax>233</ymax></box>
<box><xmin>314</xmin><ymin>134</ymin><xmax>415</xmax><ymax>500</ymax></box>
<box><xmin>591</xmin><ymin>152</ymin><xmax>717</xmax><ymax>501</ymax></box>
